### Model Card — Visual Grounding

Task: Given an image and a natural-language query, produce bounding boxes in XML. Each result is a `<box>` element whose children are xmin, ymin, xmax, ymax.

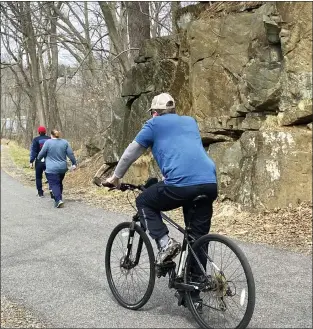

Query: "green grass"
<box><xmin>8</xmin><ymin>141</ymin><xmax>33</xmax><ymax>174</ymax></box>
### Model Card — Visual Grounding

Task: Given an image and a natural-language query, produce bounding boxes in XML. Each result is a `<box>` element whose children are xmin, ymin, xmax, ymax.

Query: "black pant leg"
<box><xmin>136</xmin><ymin>181</ymin><xmax>217</xmax><ymax>246</ymax></box>
<box><xmin>46</xmin><ymin>173</ymin><xmax>62</xmax><ymax>202</ymax></box>
<box><xmin>35</xmin><ymin>161</ymin><xmax>45</xmax><ymax>194</ymax></box>
<box><xmin>183</xmin><ymin>184</ymin><xmax>217</xmax><ymax>279</ymax></box>
<box><xmin>136</xmin><ymin>182</ymin><xmax>188</xmax><ymax>240</ymax></box>
<box><xmin>59</xmin><ymin>173</ymin><xmax>65</xmax><ymax>196</ymax></box>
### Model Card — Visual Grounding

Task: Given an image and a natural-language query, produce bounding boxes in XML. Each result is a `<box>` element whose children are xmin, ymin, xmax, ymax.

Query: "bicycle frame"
<box><xmin>105</xmin><ymin>182</ymin><xmax>255</xmax><ymax>329</ymax></box>
<box><xmin>109</xmin><ymin>181</ymin><xmax>222</xmax><ymax>287</ymax></box>
<box><xmin>161</xmin><ymin>211</ymin><xmax>221</xmax><ymax>275</ymax></box>
<box><xmin>122</xmin><ymin>208</ymin><xmax>221</xmax><ymax>291</ymax></box>
<box><xmin>160</xmin><ymin>211</ymin><xmax>197</xmax><ymax>278</ymax></box>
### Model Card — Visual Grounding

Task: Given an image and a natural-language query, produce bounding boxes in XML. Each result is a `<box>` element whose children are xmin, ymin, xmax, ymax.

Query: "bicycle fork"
<box><xmin>122</xmin><ymin>222</ymin><xmax>143</xmax><ymax>269</ymax></box>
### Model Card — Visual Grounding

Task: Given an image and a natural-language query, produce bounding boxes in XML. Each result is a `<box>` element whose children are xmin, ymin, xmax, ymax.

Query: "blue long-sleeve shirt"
<box><xmin>30</xmin><ymin>135</ymin><xmax>50</xmax><ymax>163</ymax></box>
<box><xmin>37</xmin><ymin>138</ymin><xmax>77</xmax><ymax>174</ymax></box>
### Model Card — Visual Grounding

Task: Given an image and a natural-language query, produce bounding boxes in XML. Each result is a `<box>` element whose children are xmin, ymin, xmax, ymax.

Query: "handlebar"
<box><xmin>102</xmin><ymin>182</ymin><xmax>144</xmax><ymax>192</ymax></box>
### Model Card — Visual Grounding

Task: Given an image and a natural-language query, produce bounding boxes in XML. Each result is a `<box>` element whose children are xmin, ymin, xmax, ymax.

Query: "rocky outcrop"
<box><xmin>209</xmin><ymin>129</ymin><xmax>312</xmax><ymax>209</ymax></box>
<box><xmin>97</xmin><ymin>1</ymin><xmax>312</xmax><ymax>210</ymax></box>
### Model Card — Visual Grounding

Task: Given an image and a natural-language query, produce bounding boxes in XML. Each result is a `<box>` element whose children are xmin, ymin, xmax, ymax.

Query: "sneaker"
<box><xmin>37</xmin><ymin>192</ymin><xmax>44</xmax><ymax>198</ymax></box>
<box><xmin>50</xmin><ymin>190</ymin><xmax>55</xmax><ymax>200</ymax></box>
<box><xmin>55</xmin><ymin>200</ymin><xmax>64</xmax><ymax>208</ymax></box>
<box><xmin>156</xmin><ymin>238</ymin><xmax>181</xmax><ymax>264</ymax></box>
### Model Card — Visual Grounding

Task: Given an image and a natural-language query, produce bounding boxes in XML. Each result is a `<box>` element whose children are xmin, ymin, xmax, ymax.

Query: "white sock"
<box><xmin>158</xmin><ymin>234</ymin><xmax>169</xmax><ymax>249</ymax></box>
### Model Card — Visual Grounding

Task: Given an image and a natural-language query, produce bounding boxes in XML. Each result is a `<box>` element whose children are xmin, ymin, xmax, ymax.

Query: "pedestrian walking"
<box><xmin>37</xmin><ymin>129</ymin><xmax>77</xmax><ymax>208</ymax></box>
<box><xmin>29</xmin><ymin>126</ymin><xmax>50</xmax><ymax>197</ymax></box>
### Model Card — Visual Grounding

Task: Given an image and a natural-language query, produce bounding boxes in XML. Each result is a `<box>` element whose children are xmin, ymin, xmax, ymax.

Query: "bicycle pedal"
<box><xmin>163</xmin><ymin>260</ymin><xmax>176</xmax><ymax>267</ymax></box>
<box><xmin>156</xmin><ymin>261</ymin><xmax>176</xmax><ymax>268</ymax></box>
<box><xmin>155</xmin><ymin>261</ymin><xmax>176</xmax><ymax>278</ymax></box>
<box><xmin>175</xmin><ymin>291</ymin><xmax>187</xmax><ymax>307</ymax></box>
<box><xmin>156</xmin><ymin>266</ymin><xmax>167</xmax><ymax>278</ymax></box>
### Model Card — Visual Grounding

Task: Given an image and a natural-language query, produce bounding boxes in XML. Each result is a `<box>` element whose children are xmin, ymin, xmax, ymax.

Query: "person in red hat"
<box><xmin>29</xmin><ymin>126</ymin><xmax>51</xmax><ymax>197</ymax></box>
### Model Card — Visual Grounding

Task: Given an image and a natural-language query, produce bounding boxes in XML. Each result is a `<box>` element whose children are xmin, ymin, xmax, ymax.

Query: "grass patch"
<box><xmin>7</xmin><ymin>141</ymin><xmax>33</xmax><ymax>175</ymax></box>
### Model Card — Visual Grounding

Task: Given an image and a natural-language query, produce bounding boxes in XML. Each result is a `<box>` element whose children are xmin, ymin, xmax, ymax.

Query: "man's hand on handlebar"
<box><xmin>102</xmin><ymin>175</ymin><xmax>157</xmax><ymax>192</ymax></box>
<box><xmin>102</xmin><ymin>180</ymin><xmax>143</xmax><ymax>192</ymax></box>
<box><xmin>105</xmin><ymin>174</ymin><xmax>121</xmax><ymax>189</ymax></box>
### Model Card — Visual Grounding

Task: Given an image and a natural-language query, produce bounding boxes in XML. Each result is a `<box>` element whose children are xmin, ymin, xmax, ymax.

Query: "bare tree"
<box><xmin>0</xmin><ymin>2</ymin><xmax>63</xmax><ymax>135</ymax></box>
<box><xmin>1</xmin><ymin>1</ymin><xmax>182</xmax><ymax>148</ymax></box>
<box><xmin>126</xmin><ymin>2</ymin><xmax>150</xmax><ymax>62</ymax></box>
<box><xmin>18</xmin><ymin>2</ymin><xmax>46</xmax><ymax>126</ymax></box>
<box><xmin>171</xmin><ymin>2</ymin><xmax>181</xmax><ymax>34</ymax></box>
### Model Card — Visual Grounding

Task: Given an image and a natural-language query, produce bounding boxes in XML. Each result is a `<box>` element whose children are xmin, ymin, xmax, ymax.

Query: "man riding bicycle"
<box><xmin>106</xmin><ymin>93</ymin><xmax>218</xmax><ymax>266</ymax></box>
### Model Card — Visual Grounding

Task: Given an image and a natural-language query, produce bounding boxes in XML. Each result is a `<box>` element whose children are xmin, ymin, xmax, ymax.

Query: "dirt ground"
<box><xmin>1</xmin><ymin>296</ymin><xmax>47</xmax><ymax>328</ymax></box>
<box><xmin>1</xmin><ymin>139</ymin><xmax>312</xmax><ymax>255</ymax></box>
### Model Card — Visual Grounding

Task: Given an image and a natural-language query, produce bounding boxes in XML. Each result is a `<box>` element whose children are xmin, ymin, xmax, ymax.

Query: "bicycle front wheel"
<box><xmin>184</xmin><ymin>234</ymin><xmax>255</xmax><ymax>329</ymax></box>
<box><xmin>105</xmin><ymin>222</ymin><xmax>156</xmax><ymax>310</ymax></box>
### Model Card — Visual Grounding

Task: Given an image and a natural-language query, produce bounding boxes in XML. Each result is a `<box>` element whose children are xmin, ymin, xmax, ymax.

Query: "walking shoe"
<box><xmin>50</xmin><ymin>190</ymin><xmax>55</xmax><ymax>200</ymax></box>
<box><xmin>55</xmin><ymin>200</ymin><xmax>64</xmax><ymax>208</ymax></box>
<box><xmin>37</xmin><ymin>192</ymin><xmax>44</xmax><ymax>198</ymax></box>
<box><xmin>156</xmin><ymin>238</ymin><xmax>181</xmax><ymax>264</ymax></box>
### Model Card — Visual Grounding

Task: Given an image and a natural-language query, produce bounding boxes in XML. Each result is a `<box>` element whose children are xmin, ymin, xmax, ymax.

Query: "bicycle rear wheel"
<box><xmin>105</xmin><ymin>222</ymin><xmax>156</xmax><ymax>310</ymax></box>
<box><xmin>184</xmin><ymin>234</ymin><xmax>255</xmax><ymax>329</ymax></box>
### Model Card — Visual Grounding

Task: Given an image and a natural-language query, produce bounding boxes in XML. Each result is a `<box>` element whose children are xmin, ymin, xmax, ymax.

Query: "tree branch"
<box><xmin>137</xmin><ymin>3</ymin><xmax>172</xmax><ymax>34</ymax></box>
<box><xmin>111</xmin><ymin>48</ymin><xmax>139</xmax><ymax>62</ymax></box>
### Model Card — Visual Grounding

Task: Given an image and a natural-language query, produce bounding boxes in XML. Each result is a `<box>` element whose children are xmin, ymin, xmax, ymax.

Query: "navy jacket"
<box><xmin>30</xmin><ymin>135</ymin><xmax>50</xmax><ymax>163</ymax></box>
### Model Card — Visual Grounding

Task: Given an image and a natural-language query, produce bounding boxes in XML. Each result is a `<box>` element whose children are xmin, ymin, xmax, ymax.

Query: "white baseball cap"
<box><xmin>149</xmin><ymin>93</ymin><xmax>175</xmax><ymax>111</ymax></box>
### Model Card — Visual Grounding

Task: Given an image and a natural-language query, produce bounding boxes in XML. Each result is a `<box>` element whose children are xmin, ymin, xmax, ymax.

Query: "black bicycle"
<box><xmin>103</xmin><ymin>178</ymin><xmax>255</xmax><ymax>329</ymax></box>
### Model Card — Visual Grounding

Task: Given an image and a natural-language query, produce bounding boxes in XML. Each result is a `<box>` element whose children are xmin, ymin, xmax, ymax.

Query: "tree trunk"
<box><xmin>126</xmin><ymin>1</ymin><xmax>150</xmax><ymax>63</ymax></box>
<box><xmin>99</xmin><ymin>1</ymin><xmax>130</xmax><ymax>74</ymax></box>
<box><xmin>38</xmin><ymin>42</ymin><xmax>50</xmax><ymax>127</ymax></box>
<box><xmin>171</xmin><ymin>2</ymin><xmax>181</xmax><ymax>35</ymax></box>
<box><xmin>119</xmin><ymin>2</ymin><xmax>128</xmax><ymax>54</ymax></box>
<box><xmin>150</xmin><ymin>2</ymin><xmax>160</xmax><ymax>39</ymax></box>
<box><xmin>84</xmin><ymin>1</ymin><xmax>97</xmax><ymax>81</ymax></box>
<box><xmin>48</xmin><ymin>2</ymin><xmax>62</xmax><ymax>131</ymax></box>
<box><xmin>21</xmin><ymin>2</ymin><xmax>46</xmax><ymax>126</ymax></box>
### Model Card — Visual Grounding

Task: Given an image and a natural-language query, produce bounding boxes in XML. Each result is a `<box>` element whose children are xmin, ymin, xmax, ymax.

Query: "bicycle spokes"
<box><xmin>188</xmin><ymin>238</ymin><xmax>253</xmax><ymax>329</ymax></box>
<box><xmin>109</xmin><ymin>227</ymin><xmax>151</xmax><ymax>305</ymax></box>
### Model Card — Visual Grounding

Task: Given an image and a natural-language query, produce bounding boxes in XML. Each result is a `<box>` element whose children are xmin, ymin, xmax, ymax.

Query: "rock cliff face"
<box><xmin>100</xmin><ymin>2</ymin><xmax>312</xmax><ymax>210</ymax></box>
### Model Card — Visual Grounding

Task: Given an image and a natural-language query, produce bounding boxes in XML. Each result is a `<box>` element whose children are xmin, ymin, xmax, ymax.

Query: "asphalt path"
<box><xmin>1</xmin><ymin>170</ymin><xmax>312</xmax><ymax>328</ymax></box>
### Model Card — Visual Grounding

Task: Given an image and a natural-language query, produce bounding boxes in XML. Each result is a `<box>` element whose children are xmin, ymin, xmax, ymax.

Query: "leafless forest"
<box><xmin>1</xmin><ymin>1</ymin><xmax>193</xmax><ymax>148</ymax></box>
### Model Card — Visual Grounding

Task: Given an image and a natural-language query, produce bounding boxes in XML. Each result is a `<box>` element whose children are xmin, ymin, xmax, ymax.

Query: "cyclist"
<box><xmin>106</xmin><ymin>93</ymin><xmax>218</xmax><ymax>267</ymax></box>
<box><xmin>29</xmin><ymin>126</ymin><xmax>50</xmax><ymax>197</ymax></box>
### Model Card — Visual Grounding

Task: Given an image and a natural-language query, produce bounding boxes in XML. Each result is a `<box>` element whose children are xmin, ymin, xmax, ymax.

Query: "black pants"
<box><xmin>136</xmin><ymin>182</ymin><xmax>218</xmax><ymax>277</ymax></box>
<box><xmin>45</xmin><ymin>173</ymin><xmax>66</xmax><ymax>203</ymax></box>
<box><xmin>136</xmin><ymin>181</ymin><xmax>218</xmax><ymax>240</ymax></box>
<box><xmin>35</xmin><ymin>161</ymin><xmax>46</xmax><ymax>194</ymax></box>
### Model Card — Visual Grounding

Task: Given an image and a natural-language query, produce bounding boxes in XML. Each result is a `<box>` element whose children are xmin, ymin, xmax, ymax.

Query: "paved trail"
<box><xmin>1</xmin><ymin>170</ymin><xmax>312</xmax><ymax>328</ymax></box>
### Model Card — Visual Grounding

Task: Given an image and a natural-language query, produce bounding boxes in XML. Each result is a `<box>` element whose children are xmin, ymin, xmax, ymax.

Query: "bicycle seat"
<box><xmin>192</xmin><ymin>195</ymin><xmax>208</xmax><ymax>204</ymax></box>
